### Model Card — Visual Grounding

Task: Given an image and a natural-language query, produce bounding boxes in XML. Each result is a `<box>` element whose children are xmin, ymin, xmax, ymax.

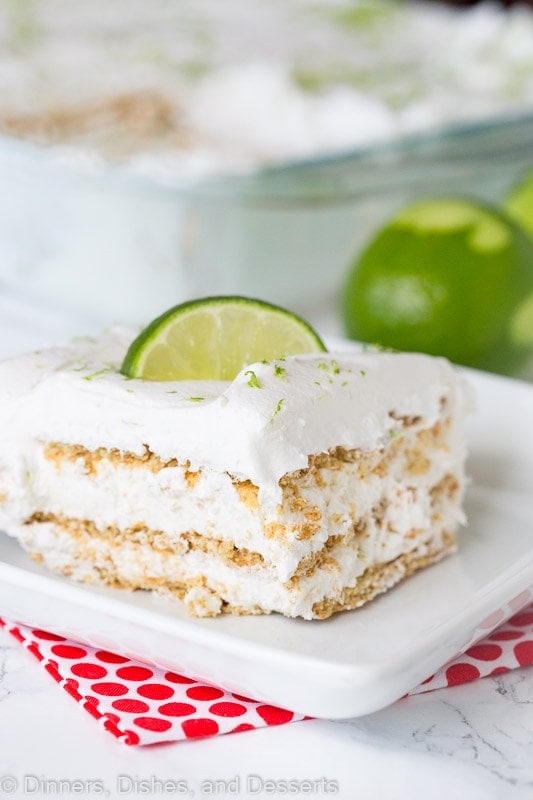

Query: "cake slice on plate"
<box><xmin>0</xmin><ymin>301</ymin><xmax>470</xmax><ymax>619</ymax></box>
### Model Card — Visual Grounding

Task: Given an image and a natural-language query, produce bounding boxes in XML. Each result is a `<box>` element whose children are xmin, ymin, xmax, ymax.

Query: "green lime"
<box><xmin>121</xmin><ymin>296</ymin><xmax>327</xmax><ymax>381</ymax></box>
<box><xmin>504</xmin><ymin>168</ymin><xmax>533</xmax><ymax>239</ymax></box>
<box><xmin>342</xmin><ymin>197</ymin><xmax>533</xmax><ymax>373</ymax></box>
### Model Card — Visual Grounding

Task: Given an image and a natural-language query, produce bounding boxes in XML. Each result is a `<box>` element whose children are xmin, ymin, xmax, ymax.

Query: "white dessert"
<box><xmin>0</xmin><ymin>329</ymin><xmax>470</xmax><ymax>618</ymax></box>
<box><xmin>1</xmin><ymin>1</ymin><xmax>532</xmax><ymax>176</ymax></box>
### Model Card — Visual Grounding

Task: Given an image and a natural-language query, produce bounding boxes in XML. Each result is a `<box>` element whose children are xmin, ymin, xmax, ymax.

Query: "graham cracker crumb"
<box><xmin>184</xmin><ymin>470</ymin><xmax>201</xmax><ymax>488</ymax></box>
<box><xmin>289</xmin><ymin>533</ymin><xmax>345</xmax><ymax>583</ymax></box>
<box><xmin>295</xmin><ymin>505</ymin><xmax>323</xmax><ymax>541</ymax></box>
<box><xmin>305</xmin><ymin>506</ymin><xmax>322</xmax><ymax>523</ymax></box>
<box><xmin>264</xmin><ymin>521</ymin><xmax>287</xmax><ymax>541</ymax></box>
<box><xmin>356</xmin><ymin>451</ymin><xmax>383</xmax><ymax>480</ymax></box>
<box><xmin>404</xmin><ymin>526</ymin><xmax>425</xmax><ymax>540</ymax></box>
<box><xmin>417</xmin><ymin>418</ymin><xmax>451</xmax><ymax>449</ymax></box>
<box><xmin>372</xmin><ymin>458</ymin><xmax>389</xmax><ymax>478</ymax></box>
<box><xmin>389</xmin><ymin>411</ymin><xmax>423</xmax><ymax>427</ymax></box>
<box><xmin>233</xmin><ymin>479</ymin><xmax>260</xmax><ymax>510</ymax></box>
<box><xmin>404</xmin><ymin>447</ymin><xmax>431</xmax><ymax>476</ymax></box>
<box><xmin>184</xmin><ymin>584</ymin><xmax>223</xmax><ymax>617</ymax></box>
<box><xmin>182</xmin><ymin>530</ymin><xmax>264</xmax><ymax>568</ymax></box>
<box><xmin>431</xmin><ymin>473</ymin><xmax>460</xmax><ymax>502</ymax></box>
<box><xmin>297</xmin><ymin>520</ymin><xmax>322</xmax><ymax>541</ymax></box>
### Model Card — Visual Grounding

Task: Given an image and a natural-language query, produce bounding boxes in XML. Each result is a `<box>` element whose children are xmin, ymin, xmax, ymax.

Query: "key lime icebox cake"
<box><xmin>0</xmin><ymin>299</ymin><xmax>470</xmax><ymax>620</ymax></box>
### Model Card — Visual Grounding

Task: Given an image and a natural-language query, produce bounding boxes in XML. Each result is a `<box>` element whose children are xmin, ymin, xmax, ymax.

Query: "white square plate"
<box><xmin>0</xmin><ymin>367</ymin><xmax>532</xmax><ymax>719</ymax></box>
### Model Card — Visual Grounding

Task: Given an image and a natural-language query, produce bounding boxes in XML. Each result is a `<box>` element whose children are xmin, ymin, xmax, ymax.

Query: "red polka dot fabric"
<box><xmin>0</xmin><ymin>617</ymin><xmax>306</xmax><ymax>745</ymax></box>
<box><xmin>409</xmin><ymin>592</ymin><xmax>533</xmax><ymax>696</ymax></box>
<box><xmin>0</xmin><ymin>594</ymin><xmax>531</xmax><ymax>746</ymax></box>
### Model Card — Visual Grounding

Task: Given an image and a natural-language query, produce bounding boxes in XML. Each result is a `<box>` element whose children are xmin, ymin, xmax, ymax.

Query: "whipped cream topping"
<box><xmin>0</xmin><ymin>327</ymin><xmax>469</xmax><ymax>506</ymax></box>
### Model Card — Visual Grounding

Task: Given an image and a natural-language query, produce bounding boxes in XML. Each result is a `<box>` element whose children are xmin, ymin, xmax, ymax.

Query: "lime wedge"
<box><xmin>121</xmin><ymin>296</ymin><xmax>327</xmax><ymax>381</ymax></box>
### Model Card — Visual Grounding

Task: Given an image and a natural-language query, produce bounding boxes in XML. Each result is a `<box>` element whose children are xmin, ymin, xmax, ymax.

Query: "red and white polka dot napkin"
<box><xmin>0</xmin><ymin>618</ymin><xmax>307</xmax><ymax>745</ymax></box>
<box><xmin>1</xmin><ymin>601</ymin><xmax>532</xmax><ymax>746</ymax></box>
<box><xmin>408</xmin><ymin>601</ymin><xmax>533</xmax><ymax>695</ymax></box>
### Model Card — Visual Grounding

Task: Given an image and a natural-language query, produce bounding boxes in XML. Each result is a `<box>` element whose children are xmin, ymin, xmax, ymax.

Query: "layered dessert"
<box><xmin>0</xmin><ymin>329</ymin><xmax>469</xmax><ymax>619</ymax></box>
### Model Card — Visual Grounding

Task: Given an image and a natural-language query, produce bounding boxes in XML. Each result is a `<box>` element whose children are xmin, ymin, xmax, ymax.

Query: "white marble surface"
<box><xmin>0</xmin><ymin>625</ymin><xmax>532</xmax><ymax>800</ymax></box>
<box><xmin>0</xmin><ymin>292</ymin><xmax>532</xmax><ymax>800</ymax></box>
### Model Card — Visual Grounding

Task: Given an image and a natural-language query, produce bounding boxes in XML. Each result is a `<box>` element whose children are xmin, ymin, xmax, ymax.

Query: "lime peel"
<box><xmin>505</xmin><ymin>169</ymin><xmax>533</xmax><ymax>239</ymax></box>
<box><xmin>510</xmin><ymin>292</ymin><xmax>533</xmax><ymax>347</ymax></box>
<box><xmin>396</xmin><ymin>198</ymin><xmax>510</xmax><ymax>253</ymax></box>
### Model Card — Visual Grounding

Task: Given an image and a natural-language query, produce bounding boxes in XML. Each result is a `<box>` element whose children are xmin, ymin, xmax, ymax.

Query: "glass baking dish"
<box><xmin>1</xmin><ymin>110</ymin><xmax>532</xmax><ymax>325</ymax></box>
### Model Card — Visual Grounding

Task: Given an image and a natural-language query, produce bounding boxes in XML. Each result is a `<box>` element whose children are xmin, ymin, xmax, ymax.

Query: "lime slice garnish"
<box><xmin>121</xmin><ymin>296</ymin><xmax>327</xmax><ymax>381</ymax></box>
<box><xmin>341</xmin><ymin>197</ymin><xmax>533</xmax><ymax>374</ymax></box>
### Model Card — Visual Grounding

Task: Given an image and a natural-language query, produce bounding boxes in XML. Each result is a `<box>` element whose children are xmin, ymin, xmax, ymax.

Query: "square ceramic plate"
<box><xmin>0</xmin><ymin>366</ymin><xmax>532</xmax><ymax>719</ymax></box>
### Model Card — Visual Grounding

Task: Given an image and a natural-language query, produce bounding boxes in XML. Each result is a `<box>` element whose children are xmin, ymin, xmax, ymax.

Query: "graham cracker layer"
<box><xmin>26</xmin><ymin>511</ymin><xmax>265</xmax><ymax>569</ymax></box>
<box><xmin>311</xmin><ymin>531</ymin><xmax>456</xmax><ymax>619</ymax></box>
<box><xmin>22</xmin><ymin>518</ymin><xmax>455</xmax><ymax>619</ymax></box>
<box><xmin>25</xmin><ymin>464</ymin><xmax>455</xmax><ymax>586</ymax></box>
<box><xmin>44</xmin><ymin>442</ymin><xmax>262</xmax><ymax>512</ymax></box>
<box><xmin>0</xmin><ymin>90</ymin><xmax>190</xmax><ymax>157</ymax></box>
<box><xmin>42</xmin><ymin>416</ymin><xmax>454</xmax><ymax>550</ymax></box>
<box><xmin>24</xmin><ymin>510</ymin><xmax>348</xmax><ymax>580</ymax></box>
<box><xmin>30</xmin><ymin>413</ymin><xmax>462</xmax><ymax>619</ymax></box>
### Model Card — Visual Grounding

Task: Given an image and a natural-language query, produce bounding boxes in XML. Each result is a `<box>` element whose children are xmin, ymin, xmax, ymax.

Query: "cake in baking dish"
<box><xmin>0</xmin><ymin>328</ymin><xmax>469</xmax><ymax>619</ymax></box>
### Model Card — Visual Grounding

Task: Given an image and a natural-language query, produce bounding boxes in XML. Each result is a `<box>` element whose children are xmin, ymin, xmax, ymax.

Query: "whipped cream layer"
<box><xmin>0</xmin><ymin>327</ymin><xmax>469</xmax><ymax>506</ymax></box>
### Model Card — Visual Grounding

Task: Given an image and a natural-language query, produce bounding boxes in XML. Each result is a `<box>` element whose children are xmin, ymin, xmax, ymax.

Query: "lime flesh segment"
<box><xmin>121</xmin><ymin>296</ymin><xmax>327</xmax><ymax>381</ymax></box>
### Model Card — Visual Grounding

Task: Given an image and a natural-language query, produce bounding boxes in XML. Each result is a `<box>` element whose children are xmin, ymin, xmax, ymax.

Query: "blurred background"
<box><xmin>0</xmin><ymin>0</ymin><xmax>533</xmax><ymax>375</ymax></box>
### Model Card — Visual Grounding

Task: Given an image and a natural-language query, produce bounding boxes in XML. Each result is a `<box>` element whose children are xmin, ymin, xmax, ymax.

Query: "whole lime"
<box><xmin>342</xmin><ymin>197</ymin><xmax>533</xmax><ymax>373</ymax></box>
<box><xmin>505</xmin><ymin>168</ymin><xmax>533</xmax><ymax>239</ymax></box>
